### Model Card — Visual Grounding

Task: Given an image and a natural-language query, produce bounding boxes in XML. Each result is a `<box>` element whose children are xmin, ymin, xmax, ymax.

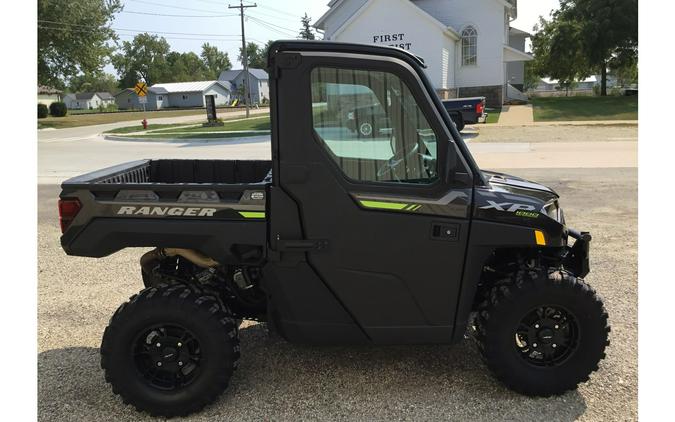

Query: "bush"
<box><xmin>49</xmin><ymin>101</ymin><xmax>68</xmax><ymax>117</ymax></box>
<box><xmin>38</xmin><ymin>103</ymin><xmax>48</xmax><ymax>119</ymax></box>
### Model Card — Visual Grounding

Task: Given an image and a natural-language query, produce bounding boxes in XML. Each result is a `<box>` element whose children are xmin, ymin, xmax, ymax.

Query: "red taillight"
<box><xmin>476</xmin><ymin>101</ymin><xmax>485</xmax><ymax>115</ymax></box>
<box><xmin>58</xmin><ymin>199</ymin><xmax>81</xmax><ymax>233</ymax></box>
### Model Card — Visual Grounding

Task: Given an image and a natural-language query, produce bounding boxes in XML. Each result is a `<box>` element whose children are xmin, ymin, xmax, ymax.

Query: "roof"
<box><xmin>509</xmin><ymin>27</ymin><xmax>531</xmax><ymax>37</ymax></box>
<box><xmin>150</xmin><ymin>80</ymin><xmax>231</xmax><ymax>94</ymax></box>
<box><xmin>541</xmin><ymin>76</ymin><xmax>598</xmax><ymax>85</ymax></box>
<box><xmin>96</xmin><ymin>92</ymin><xmax>114</xmax><ymax>100</ymax></box>
<box><xmin>218</xmin><ymin>68</ymin><xmax>269</xmax><ymax>82</ymax></box>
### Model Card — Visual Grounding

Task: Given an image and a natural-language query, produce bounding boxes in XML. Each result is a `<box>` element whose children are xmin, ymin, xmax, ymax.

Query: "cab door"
<box><xmin>270</xmin><ymin>48</ymin><xmax>474</xmax><ymax>344</ymax></box>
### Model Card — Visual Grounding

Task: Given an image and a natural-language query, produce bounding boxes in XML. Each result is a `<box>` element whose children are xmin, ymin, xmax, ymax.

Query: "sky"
<box><xmin>104</xmin><ymin>0</ymin><xmax>560</xmax><ymax>75</ymax></box>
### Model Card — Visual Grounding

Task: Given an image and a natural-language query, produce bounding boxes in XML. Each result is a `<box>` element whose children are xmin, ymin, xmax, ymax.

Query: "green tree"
<box><xmin>68</xmin><ymin>72</ymin><xmax>119</xmax><ymax>93</ymax></box>
<box><xmin>299</xmin><ymin>13</ymin><xmax>316</xmax><ymax>40</ymax></box>
<box><xmin>536</xmin><ymin>0</ymin><xmax>638</xmax><ymax>96</ymax></box>
<box><xmin>112</xmin><ymin>33</ymin><xmax>171</xmax><ymax>87</ymax></box>
<box><xmin>38</xmin><ymin>0</ymin><xmax>122</xmax><ymax>88</ymax></box>
<box><xmin>238</xmin><ymin>42</ymin><xmax>267</xmax><ymax>69</ymax></box>
<box><xmin>530</xmin><ymin>17</ymin><xmax>591</xmax><ymax>95</ymax></box>
<box><xmin>164</xmin><ymin>52</ymin><xmax>210</xmax><ymax>82</ymax></box>
<box><xmin>201</xmin><ymin>43</ymin><xmax>232</xmax><ymax>79</ymax></box>
<box><xmin>523</xmin><ymin>61</ymin><xmax>541</xmax><ymax>92</ymax></box>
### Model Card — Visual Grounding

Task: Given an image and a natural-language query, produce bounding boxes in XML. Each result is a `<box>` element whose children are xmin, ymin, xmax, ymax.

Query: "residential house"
<box><xmin>218</xmin><ymin>69</ymin><xmax>269</xmax><ymax>104</ymax></box>
<box><xmin>115</xmin><ymin>81</ymin><xmax>232</xmax><ymax>111</ymax></box>
<box><xmin>37</xmin><ymin>86</ymin><xmax>63</xmax><ymax>106</ymax></box>
<box><xmin>314</xmin><ymin>0</ymin><xmax>533</xmax><ymax>106</ymax></box>
<box><xmin>64</xmin><ymin>92</ymin><xmax>115</xmax><ymax>110</ymax></box>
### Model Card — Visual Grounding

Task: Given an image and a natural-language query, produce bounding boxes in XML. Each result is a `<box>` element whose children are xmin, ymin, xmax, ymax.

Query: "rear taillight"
<box><xmin>58</xmin><ymin>199</ymin><xmax>81</xmax><ymax>233</ymax></box>
<box><xmin>476</xmin><ymin>101</ymin><xmax>485</xmax><ymax>115</ymax></box>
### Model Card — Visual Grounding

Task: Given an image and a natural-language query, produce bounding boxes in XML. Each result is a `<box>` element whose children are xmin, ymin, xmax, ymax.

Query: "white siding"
<box><xmin>327</xmin><ymin>0</ymin><xmax>456</xmax><ymax>89</ymax></box>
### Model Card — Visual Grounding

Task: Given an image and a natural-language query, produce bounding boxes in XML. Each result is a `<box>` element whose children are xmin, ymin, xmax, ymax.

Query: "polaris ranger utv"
<box><xmin>58</xmin><ymin>41</ymin><xmax>609</xmax><ymax>417</ymax></box>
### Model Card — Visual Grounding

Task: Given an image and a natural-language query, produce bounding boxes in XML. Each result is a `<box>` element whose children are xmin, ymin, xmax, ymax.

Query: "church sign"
<box><xmin>372</xmin><ymin>33</ymin><xmax>412</xmax><ymax>50</ymax></box>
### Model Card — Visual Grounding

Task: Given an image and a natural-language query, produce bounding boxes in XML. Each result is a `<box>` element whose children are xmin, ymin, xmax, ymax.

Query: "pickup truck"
<box><xmin>345</xmin><ymin>96</ymin><xmax>486</xmax><ymax>137</ymax></box>
<box><xmin>59</xmin><ymin>41</ymin><xmax>608</xmax><ymax>417</ymax></box>
<box><xmin>442</xmin><ymin>96</ymin><xmax>487</xmax><ymax>131</ymax></box>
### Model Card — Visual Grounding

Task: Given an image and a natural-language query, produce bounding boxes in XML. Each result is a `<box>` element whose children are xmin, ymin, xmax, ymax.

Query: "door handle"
<box><xmin>430</xmin><ymin>223</ymin><xmax>459</xmax><ymax>241</ymax></box>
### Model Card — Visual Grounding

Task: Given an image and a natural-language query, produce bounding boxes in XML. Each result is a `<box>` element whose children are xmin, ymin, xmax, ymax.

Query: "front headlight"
<box><xmin>543</xmin><ymin>200</ymin><xmax>564</xmax><ymax>223</ymax></box>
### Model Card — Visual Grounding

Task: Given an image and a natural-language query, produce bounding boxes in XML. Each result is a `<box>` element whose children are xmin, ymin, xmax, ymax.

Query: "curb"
<box><xmin>103</xmin><ymin>134</ymin><xmax>270</xmax><ymax>143</ymax></box>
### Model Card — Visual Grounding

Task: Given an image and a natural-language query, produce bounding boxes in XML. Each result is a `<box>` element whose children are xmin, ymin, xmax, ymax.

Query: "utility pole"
<box><xmin>229</xmin><ymin>0</ymin><xmax>257</xmax><ymax>118</ymax></box>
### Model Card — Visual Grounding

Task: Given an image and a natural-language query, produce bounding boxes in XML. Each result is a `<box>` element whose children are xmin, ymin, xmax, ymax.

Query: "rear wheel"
<box><xmin>473</xmin><ymin>268</ymin><xmax>609</xmax><ymax>396</ymax></box>
<box><xmin>101</xmin><ymin>282</ymin><xmax>240</xmax><ymax>417</ymax></box>
<box><xmin>451</xmin><ymin>113</ymin><xmax>465</xmax><ymax>132</ymax></box>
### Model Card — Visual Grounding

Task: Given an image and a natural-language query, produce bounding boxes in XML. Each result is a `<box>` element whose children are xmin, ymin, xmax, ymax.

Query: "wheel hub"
<box><xmin>515</xmin><ymin>305</ymin><xmax>579</xmax><ymax>367</ymax></box>
<box><xmin>133</xmin><ymin>324</ymin><xmax>201</xmax><ymax>390</ymax></box>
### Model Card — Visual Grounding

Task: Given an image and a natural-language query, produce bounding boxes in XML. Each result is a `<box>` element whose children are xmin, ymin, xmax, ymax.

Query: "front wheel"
<box><xmin>473</xmin><ymin>269</ymin><xmax>609</xmax><ymax>396</ymax></box>
<box><xmin>101</xmin><ymin>282</ymin><xmax>240</xmax><ymax>417</ymax></box>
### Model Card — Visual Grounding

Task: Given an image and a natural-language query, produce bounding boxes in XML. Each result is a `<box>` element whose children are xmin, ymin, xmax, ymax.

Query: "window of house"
<box><xmin>461</xmin><ymin>26</ymin><xmax>478</xmax><ymax>66</ymax></box>
<box><xmin>310</xmin><ymin>67</ymin><xmax>438</xmax><ymax>185</ymax></box>
<box><xmin>182</xmin><ymin>95</ymin><xmax>188</xmax><ymax>100</ymax></box>
<box><xmin>158</xmin><ymin>96</ymin><xmax>163</xmax><ymax>100</ymax></box>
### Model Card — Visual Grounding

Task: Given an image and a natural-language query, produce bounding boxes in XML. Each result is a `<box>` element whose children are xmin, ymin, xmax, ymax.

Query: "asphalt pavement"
<box><xmin>37</xmin><ymin>124</ymin><xmax>638</xmax><ymax>421</ymax></box>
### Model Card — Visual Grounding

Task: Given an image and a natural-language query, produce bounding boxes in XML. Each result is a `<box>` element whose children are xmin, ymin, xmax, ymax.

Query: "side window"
<box><xmin>310</xmin><ymin>67</ymin><xmax>438</xmax><ymax>184</ymax></box>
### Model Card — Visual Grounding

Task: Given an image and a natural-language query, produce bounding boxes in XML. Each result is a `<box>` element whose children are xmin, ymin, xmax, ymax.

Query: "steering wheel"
<box><xmin>376</xmin><ymin>140</ymin><xmax>437</xmax><ymax>182</ymax></box>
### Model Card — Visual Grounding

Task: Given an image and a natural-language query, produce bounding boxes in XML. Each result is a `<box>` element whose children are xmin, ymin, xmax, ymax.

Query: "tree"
<box><xmin>38</xmin><ymin>0</ymin><xmax>122</xmax><ymax>88</ymax></box>
<box><xmin>299</xmin><ymin>13</ymin><xmax>316</xmax><ymax>40</ymax></box>
<box><xmin>530</xmin><ymin>17</ymin><xmax>590</xmax><ymax>95</ymax></box>
<box><xmin>164</xmin><ymin>52</ymin><xmax>210</xmax><ymax>82</ymax></box>
<box><xmin>68</xmin><ymin>72</ymin><xmax>119</xmax><ymax>93</ymax></box>
<box><xmin>238</xmin><ymin>42</ymin><xmax>267</xmax><ymax>69</ymax></box>
<box><xmin>535</xmin><ymin>0</ymin><xmax>638</xmax><ymax>96</ymax></box>
<box><xmin>523</xmin><ymin>61</ymin><xmax>540</xmax><ymax>92</ymax></box>
<box><xmin>112</xmin><ymin>33</ymin><xmax>171</xmax><ymax>87</ymax></box>
<box><xmin>201</xmin><ymin>43</ymin><xmax>232</xmax><ymax>79</ymax></box>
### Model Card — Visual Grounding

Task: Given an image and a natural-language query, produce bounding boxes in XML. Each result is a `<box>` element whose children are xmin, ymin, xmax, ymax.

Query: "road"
<box><xmin>38</xmin><ymin>124</ymin><xmax>638</xmax><ymax>421</ymax></box>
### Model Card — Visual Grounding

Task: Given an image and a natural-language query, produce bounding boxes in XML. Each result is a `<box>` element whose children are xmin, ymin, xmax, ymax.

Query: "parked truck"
<box><xmin>442</xmin><ymin>96</ymin><xmax>487</xmax><ymax>131</ymax></box>
<box><xmin>59</xmin><ymin>41</ymin><xmax>609</xmax><ymax>417</ymax></box>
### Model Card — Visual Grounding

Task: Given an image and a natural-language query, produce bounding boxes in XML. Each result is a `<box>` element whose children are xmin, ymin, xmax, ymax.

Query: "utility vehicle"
<box><xmin>58</xmin><ymin>41</ymin><xmax>609</xmax><ymax>417</ymax></box>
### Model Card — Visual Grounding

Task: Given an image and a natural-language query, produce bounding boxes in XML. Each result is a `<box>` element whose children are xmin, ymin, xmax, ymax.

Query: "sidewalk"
<box><xmin>496</xmin><ymin>104</ymin><xmax>534</xmax><ymax>126</ymax></box>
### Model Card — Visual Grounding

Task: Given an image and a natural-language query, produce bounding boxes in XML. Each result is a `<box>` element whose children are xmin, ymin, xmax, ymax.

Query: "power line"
<box><xmin>253</xmin><ymin>0</ymin><xmax>301</xmax><ymax>19</ymax></box>
<box><xmin>38</xmin><ymin>22</ymin><xmax>241</xmax><ymax>38</ymax></box>
<box><xmin>120</xmin><ymin>10</ymin><xmax>238</xmax><ymax>18</ymax></box>
<box><xmin>127</xmin><ymin>0</ymin><xmax>222</xmax><ymax>15</ymax></box>
<box><xmin>248</xmin><ymin>15</ymin><xmax>296</xmax><ymax>34</ymax></box>
<box><xmin>248</xmin><ymin>18</ymin><xmax>294</xmax><ymax>38</ymax></box>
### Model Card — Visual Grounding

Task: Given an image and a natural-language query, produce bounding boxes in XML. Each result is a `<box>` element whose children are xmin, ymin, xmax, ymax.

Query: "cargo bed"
<box><xmin>59</xmin><ymin>159</ymin><xmax>272</xmax><ymax>264</ymax></box>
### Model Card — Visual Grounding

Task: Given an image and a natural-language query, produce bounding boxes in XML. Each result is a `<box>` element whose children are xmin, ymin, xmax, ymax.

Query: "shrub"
<box><xmin>49</xmin><ymin>101</ymin><xmax>68</xmax><ymax>117</ymax></box>
<box><xmin>38</xmin><ymin>103</ymin><xmax>48</xmax><ymax>119</ymax></box>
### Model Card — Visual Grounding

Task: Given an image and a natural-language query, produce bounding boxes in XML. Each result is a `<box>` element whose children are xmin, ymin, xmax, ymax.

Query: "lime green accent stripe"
<box><xmin>238</xmin><ymin>211</ymin><xmax>266</xmax><ymax>219</ymax></box>
<box><xmin>359</xmin><ymin>200</ymin><xmax>410</xmax><ymax>210</ymax></box>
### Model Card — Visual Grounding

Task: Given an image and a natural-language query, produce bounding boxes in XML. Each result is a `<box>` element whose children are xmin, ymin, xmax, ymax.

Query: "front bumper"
<box><xmin>563</xmin><ymin>228</ymin><xmax>592</xmax><ymax>278</ymax></box>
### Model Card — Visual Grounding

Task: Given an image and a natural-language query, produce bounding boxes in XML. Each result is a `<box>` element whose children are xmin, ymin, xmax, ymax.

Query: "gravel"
<box><xmin>38</xmin><ymin>165</ymin><xmax>637</xmax><ymax>421</ymax></box>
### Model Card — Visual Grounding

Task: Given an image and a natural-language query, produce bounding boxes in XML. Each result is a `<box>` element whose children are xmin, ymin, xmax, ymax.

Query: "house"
<box><xmin>115</xmin><ymin>81</ymin><xmax>232</xmax><ymax>111</ymax></box>
<box><xmin>535</xmin><ymin>76</ymin><xmax>598</xmax><ymax>92</ymax></box>
<box><xmin>37</xmin><ymin>86</ymin><xmax>63</xmax><ymax>106</ymax></box>
<box><xmin>314</xmin><ymin>0</ymin><xmax>533</xmax><ymax>106</ymax></box>
<box><xmin>63</xmin><ymin>92</ymin><xmax>115</xmax><ymax>110</ymax></box>
<box><xmin>218</xmin><ymin>69</ymin><xmax>269</xmax><ymax>104</ymax></box>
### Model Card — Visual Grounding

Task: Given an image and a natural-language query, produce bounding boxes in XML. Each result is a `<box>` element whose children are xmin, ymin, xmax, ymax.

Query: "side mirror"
<box><xmin>444</xmin><ymin>142</ymin><xmax>457</xmax><ymax>183</ymax></box>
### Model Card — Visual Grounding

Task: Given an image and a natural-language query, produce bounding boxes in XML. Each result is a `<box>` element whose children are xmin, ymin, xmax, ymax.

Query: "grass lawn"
<box><xmin>532</xmin><ymin>96</ymin><xmax>638</xmax><ymax>122</ymax></box>
<box><xmin>151</xmin><ymin>116</ymin><xmax>271</xmax><ymax>134</ymax></box>
<box><xmin>105</xmin><ymin>124</ymin><xmax>189</xmax><ymax>134</ymax></box>
<box><xmin>38</xmin><ymin>107</ymin><xmax>267</xmax><ymax>129</ymax></box>
<box><xmin>127</xmin><ymin>132</ymin><xmax>266</xmax><ymax>140</ymax></box>
<box><xmin>486</xmin><ymin>108</ymin><xmax>501</xmax><ymax>124</ymax></box>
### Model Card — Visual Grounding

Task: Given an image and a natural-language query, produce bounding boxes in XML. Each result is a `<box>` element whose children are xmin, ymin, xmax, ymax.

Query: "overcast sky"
<box><xmin>105</xmin><ymin>0</ymin><xmax>560</xmax><ymax>76</ymax></box>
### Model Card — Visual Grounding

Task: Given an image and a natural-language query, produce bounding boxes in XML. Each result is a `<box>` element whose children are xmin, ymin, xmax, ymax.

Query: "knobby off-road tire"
<box><xmin>101</xmin><ymin>282</ymin><xmax>240</xmax><ymax>417</ymax></box>
<box><xmin>473</xmin><ymin>268</ymin><xmax>610</xmax><ymax>396</ymax></box>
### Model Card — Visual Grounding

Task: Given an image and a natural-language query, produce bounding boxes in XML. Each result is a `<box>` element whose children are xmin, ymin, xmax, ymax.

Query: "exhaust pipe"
<box><xmin>140</xmin><ymin>248</ymin><xmax>219</xmax><ymax>275</ymax></box>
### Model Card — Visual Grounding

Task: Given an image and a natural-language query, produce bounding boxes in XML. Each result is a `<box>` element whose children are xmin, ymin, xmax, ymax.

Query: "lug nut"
<box><xmin>533</xmin><ymin>343</ymin><xmax>538</xmax><ymax>348</ymax></box>
<box><xmin>555</xmin><ymin>325</ymin><xmax>559</xmax><ymax>329</ymax></box>
<box><xmin>157</xmin><ymin>362</ymin><xmax>162</xmax><ymax>367</ymax></box>
<box><xmin>177</xmin><ymin>342</ymin><xmax>182</xmax><ymax>347</ymax></box>
<box><xmin>535</xmin><ymin>324</ymin><xmax>540</xmax><ymax>329</ymax></box>
<box><xmin>178</xmin><ymin>361</ymin><xmax>183</xmax><ymax>366</ymax></box>
<box><xmin>552</xmin><ymin>344</ymin><xmax>557</xmax><ymax>348</ymax></box>
<box><xmin>156</xmin><ymin>343</ymin><xmax>161</xmax><ymax>348</ymax></box>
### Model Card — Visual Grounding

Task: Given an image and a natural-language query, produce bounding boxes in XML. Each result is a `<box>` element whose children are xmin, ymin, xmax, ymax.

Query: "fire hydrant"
<box><xmin>141</xmin><ymin>119</ymin><xmax>148</xmax><ymax>130</ymax></box>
